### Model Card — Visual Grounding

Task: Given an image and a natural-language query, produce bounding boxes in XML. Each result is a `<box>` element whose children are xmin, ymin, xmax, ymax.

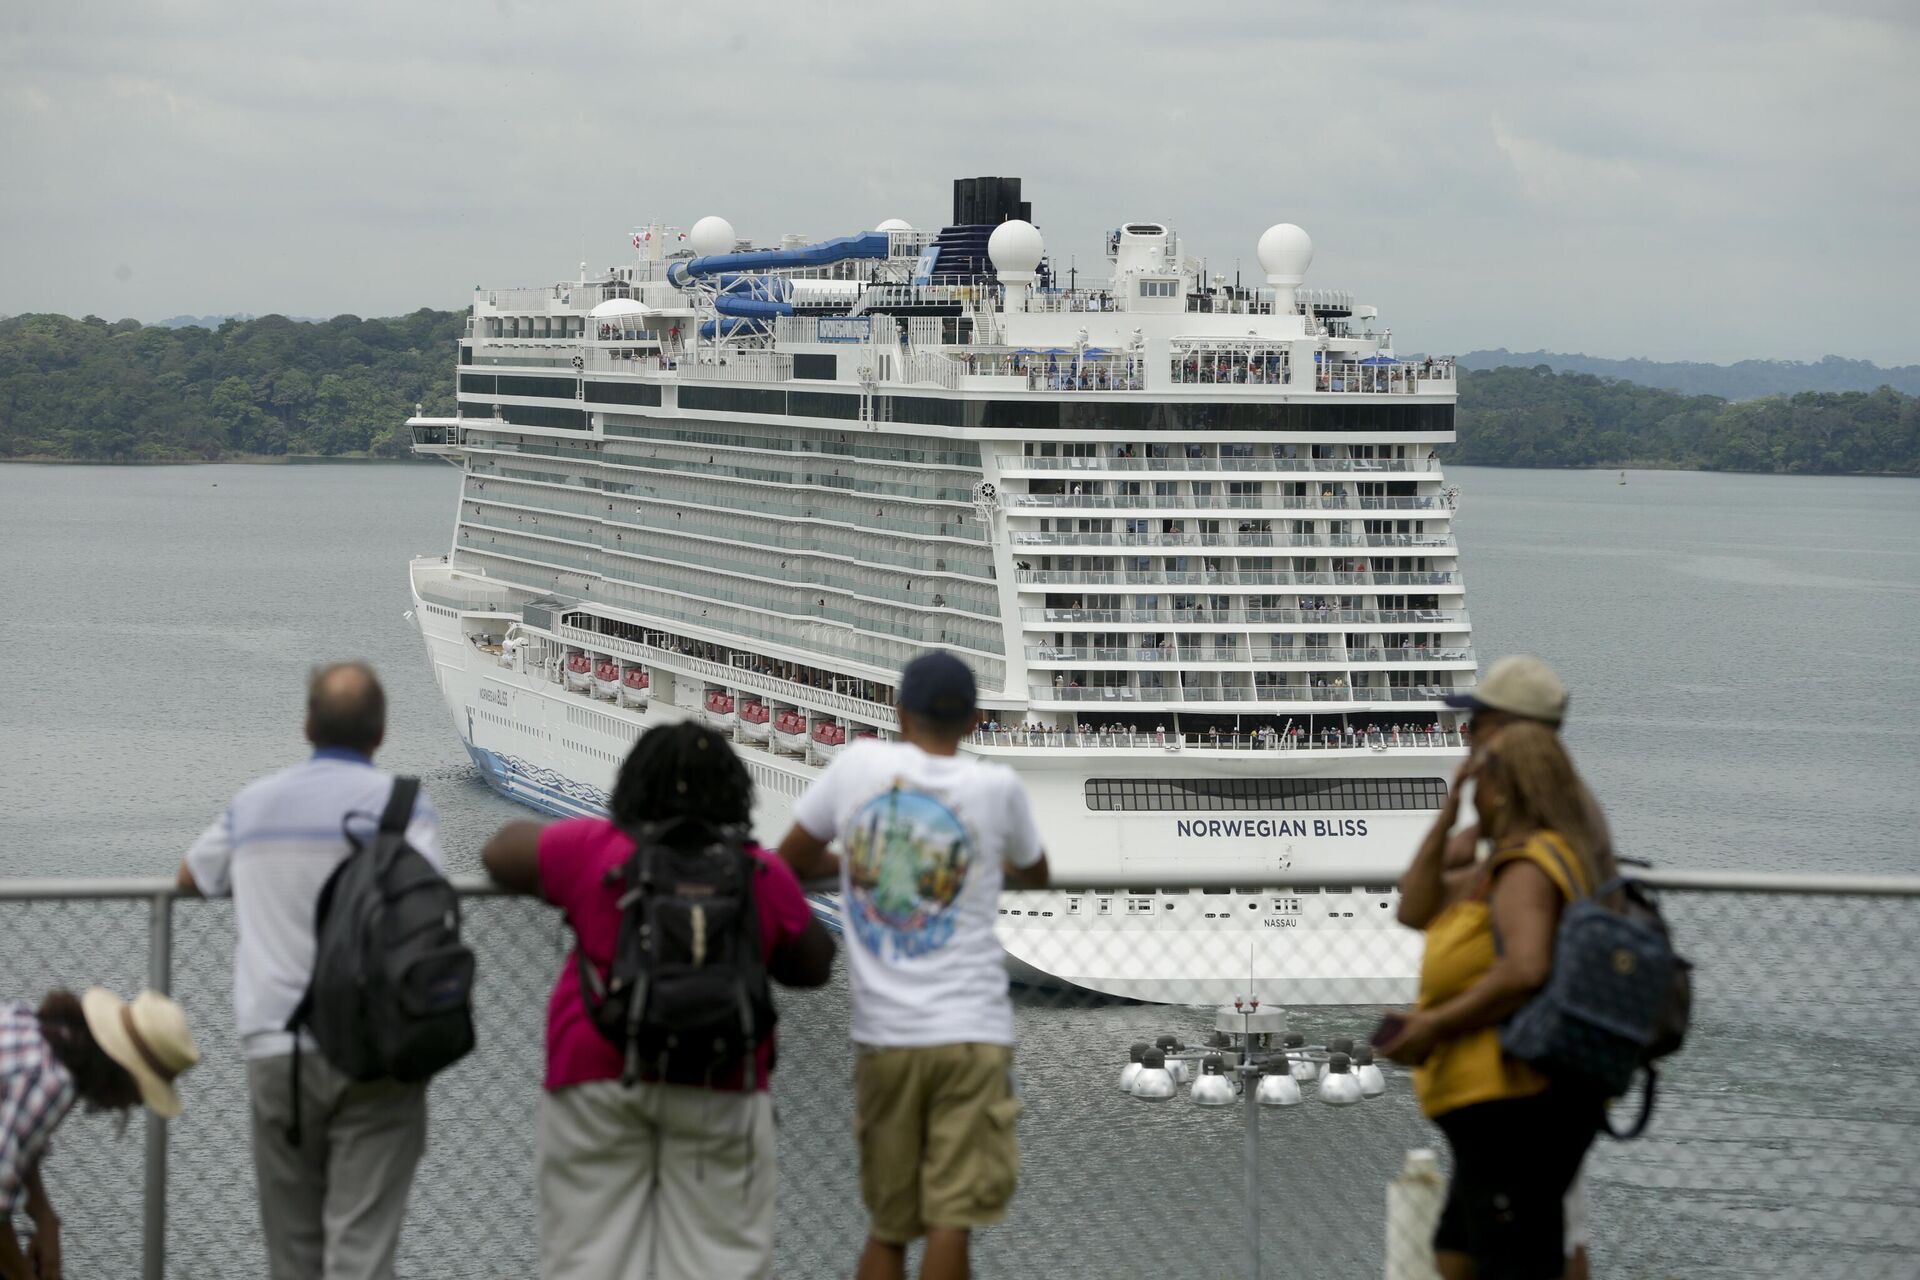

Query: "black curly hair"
<box><xmin>610</xmin><ymin>720</ymin><xmax>754</xmax><ymax>831</ymax></box>
<box><xmin>37</xmin><ymin>990</ymin><xmax>140</xmax><ymax>1112</ymax></box>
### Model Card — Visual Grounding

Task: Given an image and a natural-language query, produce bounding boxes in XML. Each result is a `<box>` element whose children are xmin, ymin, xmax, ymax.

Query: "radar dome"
<box><xmin>987</xmin><ymin>219</ymin><xmax>1044</xmax><ymax>281</ymax></box>
<box><xmin>688</xmin><ymin>215</ymin><xmax>737</xmax><ymax>258</ymax></box>
<box><xmin>1256</xmin><ymin>223</ymin><xmax>1313</xmax><ymax>284</ymax></box>
<box><xmin>875</xmin><ymin>218</ymin><xmax>913</xmax><ymax>233</ymax></box>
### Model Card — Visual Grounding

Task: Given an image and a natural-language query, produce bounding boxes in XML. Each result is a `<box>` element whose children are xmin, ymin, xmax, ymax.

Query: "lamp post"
<box><xmin>1122</xmin><ymin>995</ymin><xmax>1391</xmax><ymax>1280</ymax></box>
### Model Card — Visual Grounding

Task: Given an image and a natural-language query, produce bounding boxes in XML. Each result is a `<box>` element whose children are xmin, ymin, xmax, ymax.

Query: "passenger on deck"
<box><xmin>1</xmin><ymin>989</ymin><xmax>199</xmax><ymax>1278</ymax></box>
<box><xmin>481</xmin><ymin>724</ymin><xmax>834</xmax><ymax>1280</ymax></box>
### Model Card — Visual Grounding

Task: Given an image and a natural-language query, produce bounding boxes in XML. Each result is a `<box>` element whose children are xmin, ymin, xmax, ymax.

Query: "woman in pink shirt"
<box><xmin>484</xmin><ymin>723</ymin><xmax>835</xmax><ymax>1280</ymax></box>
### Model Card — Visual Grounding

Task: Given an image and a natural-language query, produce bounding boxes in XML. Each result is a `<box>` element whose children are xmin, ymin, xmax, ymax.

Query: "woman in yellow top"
<box><xmin>1377</xmin><ymin>722</ymin><xmax>1605</xmax><ymax>1280</ymax></box>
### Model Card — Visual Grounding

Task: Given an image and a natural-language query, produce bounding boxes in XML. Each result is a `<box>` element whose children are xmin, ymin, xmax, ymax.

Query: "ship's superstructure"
<box><xmin>409</xmin><ymin>177</ymin><xmax>1473</xmax><ymax>1004</ymax></box>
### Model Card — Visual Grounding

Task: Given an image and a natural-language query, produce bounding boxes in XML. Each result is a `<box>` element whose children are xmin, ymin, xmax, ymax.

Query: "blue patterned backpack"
<box><xmin>1499</xmin><ymin>837</ymin><xmax>1693</xmax><ymax>1139</ymax></box>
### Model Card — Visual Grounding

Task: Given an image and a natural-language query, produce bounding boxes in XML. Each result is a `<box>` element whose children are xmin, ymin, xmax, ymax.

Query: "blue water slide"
<box><xmin>668</xmin><ymin>231</ymin><xmax>891</xmax><ymax>288</ymax></box>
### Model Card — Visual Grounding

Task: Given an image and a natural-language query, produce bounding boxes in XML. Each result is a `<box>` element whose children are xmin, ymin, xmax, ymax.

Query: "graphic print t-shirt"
<box><xmin>792</xmin><ymin>740</ymin><xmax>1044</xmax><ymax>1048</ymax></box>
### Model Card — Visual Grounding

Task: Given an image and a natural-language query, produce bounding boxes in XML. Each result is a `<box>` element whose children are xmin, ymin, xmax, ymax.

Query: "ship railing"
<box><xmin>683</xmin><ymin>351</ymin><xmax>793</xmax><ymax>382</ymax></box>
<box><xmin>1312</xmin><ymin>358</ymin><xmax>1456</xmax><ymax>394</ymax></box>
<box><xmin>1027</xmin><ymin>685</ymin><xmax>1465</xmax><ymax>705</ymax></box>
<box><xmin>964</xmin><ymin>727</ymin><xmax>1470</xmax><ymax>751</ymax></box>
<box><xmin>1025</xmin><ymin>646</ymin><xmax>1476</xmax><ymax>667</ymax></box>
<box><xmin>8</xmin><ymin>870</ymin><xmax>1916</xmax><ymax>1279</ymax></box>
<box><xmin>1021</xmin><ymin>610</ymin><xmax>1466</xmax><ymax>629</ymax></box>
<box><xmin>995</xmin><ymin>455</ymin><xmax>1424</xmax><ymax>475</ymax></box>
<box><xmin>1019</xmin><ymin>288</ymin><xmax>1128</xmax><ymax>314</ymax></box>
<box><xmin>1169</xmin><ymin>351</ymin><xmax>1291</xmax><ymax>385</ymax></box>
<box><xmin>1008</xmin><ymin>529</ymin><xmax>1458</xmax><ymax>552</ymax></box>
<box><xmin>1182</xmin><ymin>293</ymin><xmax>1280</xmax><ymax>316</ymax></box>
<box><xmin>553</xmin><ymin>621</ymin><xmax>901</xmax><ymax>728</ymax></box>
<box><xmin>1023</xmin><ymin>608</ymin><xmax>1464</xmax><ymax>626</ymax></box>
<box><xmin>1006</xmin><ymin>494</ymin><xmax>1445</xmax><ymax>511</ymax></box>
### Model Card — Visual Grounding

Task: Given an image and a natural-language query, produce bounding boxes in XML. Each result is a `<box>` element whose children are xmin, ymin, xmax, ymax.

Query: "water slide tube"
<box><xmin>668</xmin><ymin>231</ymin><xmax>891</xmax><ymax>289</ymax></box>
<box><xmin>679</xmin><ymin>230</ymin><xmax>891</xmax><ymax>336</ymax></box>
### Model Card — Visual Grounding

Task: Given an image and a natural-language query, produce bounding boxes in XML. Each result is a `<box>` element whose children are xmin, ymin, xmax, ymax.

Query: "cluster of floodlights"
<box><xmin>1120</xmin><ymin>997</ymin><xmax>1387</xmax><ymax>1108</ymax></box>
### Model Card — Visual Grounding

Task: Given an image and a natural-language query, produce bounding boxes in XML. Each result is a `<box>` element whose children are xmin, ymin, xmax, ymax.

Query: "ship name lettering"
<box><xmin>1173</xmin><ymin>818</ymin><xmax>1368</xmax><ymax>839</ymax></box>
<box><xmin>479</xmin><ymin>687</ymin><xmax>510</xmax><ymax>707</ymax></box>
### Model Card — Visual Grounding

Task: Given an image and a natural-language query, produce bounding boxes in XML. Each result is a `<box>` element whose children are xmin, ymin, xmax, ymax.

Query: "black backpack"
<box><xmin>287</xmin><ymin>778</ymin><xmax>475</xmax><ymax>1136</ymax></box>
<box><xmin>1500</xmin><ymin>842</ymin><xmax>1694</xmax><ymax>1139</ymax></box>
<box><xmin>577</xmin><ymin>815</ymin><xmax>777</xmax><ymax>1089</ymax></box>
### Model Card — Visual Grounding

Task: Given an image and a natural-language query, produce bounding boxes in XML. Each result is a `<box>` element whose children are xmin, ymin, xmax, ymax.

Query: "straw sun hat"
<box><xmin>80</xmin><ymin>989</ymin><xmax>200</xmax><ymax>1118</ymax></box>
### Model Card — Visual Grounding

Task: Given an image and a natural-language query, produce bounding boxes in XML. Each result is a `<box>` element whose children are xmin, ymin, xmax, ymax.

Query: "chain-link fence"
<box><xmin>3</xmin><ymin>874</ymin><xmax>1916</xmax><ymax>1279</ymax></box>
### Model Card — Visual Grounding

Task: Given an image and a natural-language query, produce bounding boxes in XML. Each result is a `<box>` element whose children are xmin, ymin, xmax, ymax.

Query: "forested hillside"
<box><xmin>1</xmin><ymin>313</ymin><xmax>1915</xmax><ymax>475</ymax></box>
<box><xmin>0</xmin><ymin>311</ymin><xmax>459</xmax><ymax>461</ymax></box>
<box><xmin>1457</xmin><ymin>349</ymin><xmax>1920</xmax><ymax>400</ymax></box>
<box><xmin>1451</xmin><ymin>365</ymin><xmax>1919</xmax><ymax>475</ymax></box>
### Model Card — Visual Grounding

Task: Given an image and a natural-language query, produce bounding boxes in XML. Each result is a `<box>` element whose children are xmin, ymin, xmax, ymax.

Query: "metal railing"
<box><xmin>8</xmin><ymin>869</ymin><xmax>1918</xmax><ymax>1277</ymax></box>
<box><xmin>997</xmin><ymin>455</ymin><xmax>1425</xmax><ymax>474</ymax></box>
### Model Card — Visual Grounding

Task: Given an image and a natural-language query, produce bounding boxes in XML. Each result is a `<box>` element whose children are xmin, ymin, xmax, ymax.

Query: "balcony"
<box><xmin>1027</xmin><ymin>684</ymin><xmax>1460</xmax><ymax>705</ymax></box>
<box><xmin>996</xmin><ymin>455</ymin><xmax>1425</xmax><ymax>475</ymax></box>
<box><xmin>1009</xmin><ymin>528</ymin><xmax>1451</xmax><ymax>551</ymax></box>
<box><xmin>1007</xmin><ymin>494</ymin><xmax>1444</xmax><ymax>512</ymax></box>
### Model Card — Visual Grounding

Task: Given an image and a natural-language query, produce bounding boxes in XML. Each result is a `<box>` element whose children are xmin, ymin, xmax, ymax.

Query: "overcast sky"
<box><xmin>3</xmin><ymin>1</ymin><xmax>1915</xmax><ymax>363</ymax></box>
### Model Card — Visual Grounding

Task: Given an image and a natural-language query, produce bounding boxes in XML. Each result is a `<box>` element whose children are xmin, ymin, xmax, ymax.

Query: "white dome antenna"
<box><xmin>875</xmin><ymin>217</ymin><xmax>913</xmax><ymax>233</ymax></box>
<box><xmin>1257</xmin><ymin>223</ymin><xmax>1313</xmax><ymax>312</ymax></box>
<box><xmin>988</xmin><ymin>219</ymin><xmax>1043</xmax><ymax>310</ymax></box>
<box><xmin>689</xmin><ymin>215</ymin><xmax>737</xmax><ymax>258</ymax></box>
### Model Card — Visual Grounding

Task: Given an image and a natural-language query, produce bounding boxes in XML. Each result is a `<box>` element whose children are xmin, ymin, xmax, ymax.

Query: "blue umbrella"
<box><xmin>1358</xmin><ymin>355</ymin><xmax>1399</xmax><ymax>366</ymax></box>
<box><xmin>1012</xmin><ymin>347</ymin><xmax>1038</xmax><ymax>355</ymax></box>
<box><xmin>1043</xmin><ymin>347</ymin><xmax>1068</xmax><ymax>356</ymax></box>
<box><xmin>1081</xmin><ymin>347</ymin><xmax>1111</xmax><ymax>358</ymax></box>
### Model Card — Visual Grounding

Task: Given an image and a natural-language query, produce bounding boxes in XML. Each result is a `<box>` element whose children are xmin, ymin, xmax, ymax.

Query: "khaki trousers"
<box><xmin>539</xmin><ymin>1080</ymin><xmax>777</xmax><ymax>1280</ymax></box>
<box><xmin>246</xmin><ymin>1052</ymin><xmax>427</xmax><ymax>1280</ymax></box>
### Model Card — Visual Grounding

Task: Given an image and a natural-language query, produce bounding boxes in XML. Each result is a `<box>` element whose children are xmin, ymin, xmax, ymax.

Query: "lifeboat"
<box><xmin>564</xmin><ymin>652</ymin><xmax>593</xmax><ymax>692</ymax></box>
<box><xmin>809</xmin><ymin>720</ymin><xmax>849</xmax><ymax>764</ymax></box>
<box><xmin>773</xmin><ymin>709</ymin><xmax>809</xmax><ymax>753</ymax></box>
<box><xmin>702</xmin><ymin>689</ymin><xmax>736</xmax><ymax>728</ymax></box>
<box><xmin>593</xmin><ymin>660</ymin><xmax>621</xmax><ymax>700</ymax></box>
<box><xmin>618</xmin><ymin>667</ymin><xmax>650</xmax><ymax>708</ymax></box>
<box><xmin>737</xmin><ymin>700</ymin><xmax>771</xmax><ymax>743</ymax></box>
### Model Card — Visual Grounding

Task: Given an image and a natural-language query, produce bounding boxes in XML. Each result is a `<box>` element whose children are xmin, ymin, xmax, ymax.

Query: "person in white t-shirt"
<box><xmin>779</xmin><ymin>651</ymin><xmax>1048</xmax><ymax>1280</ymax></box>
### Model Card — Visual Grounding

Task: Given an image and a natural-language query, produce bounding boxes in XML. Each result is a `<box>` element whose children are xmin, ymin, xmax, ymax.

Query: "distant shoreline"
<box><xmin>0</xmin><ymin>453</ymin><xmax>434</xmax><ymax>467</ymax></box>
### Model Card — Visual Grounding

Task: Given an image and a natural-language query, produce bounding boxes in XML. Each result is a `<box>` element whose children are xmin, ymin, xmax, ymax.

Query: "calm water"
<box><xmin>2</xmin><ymin>462</ymin><xmax>1916</xmax><ymax>1277</ymax></box>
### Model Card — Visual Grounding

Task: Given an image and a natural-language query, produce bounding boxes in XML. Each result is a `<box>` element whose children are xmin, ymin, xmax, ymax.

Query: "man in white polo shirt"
<box><xmin>177</xmin><ymin>662</ymin><xmax>443</xmax><ymax>1280</ymax></box>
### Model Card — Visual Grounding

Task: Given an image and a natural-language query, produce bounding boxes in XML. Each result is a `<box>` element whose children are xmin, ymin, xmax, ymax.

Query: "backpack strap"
<box><xmin>380</xmin><ymin>777</ymin><xmax>421</xmax><ymax>836</ymax></box>
<box><xmin>1490</xmin><ymin>831</ymin><xmax>1590</xmax><ymax>902</ymax></box>
<box><xmin>1604</xmin><ymin>1065</ymin><xmax>1658</xmax><ymax>1140</ymax></box>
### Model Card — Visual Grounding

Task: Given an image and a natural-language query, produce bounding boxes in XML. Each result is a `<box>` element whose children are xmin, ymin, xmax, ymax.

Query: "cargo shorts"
<box><xmin>853</xmin><ymin>1042</ymin><xmax>1022</xmax><ymax>1243</ymax></box>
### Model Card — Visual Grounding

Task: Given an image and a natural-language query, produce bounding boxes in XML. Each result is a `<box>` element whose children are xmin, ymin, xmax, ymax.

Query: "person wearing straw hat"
<box><xmin>1</xmin><ymin>988</ymin><xmax>198</xmax><ymax>1280</ymax></box>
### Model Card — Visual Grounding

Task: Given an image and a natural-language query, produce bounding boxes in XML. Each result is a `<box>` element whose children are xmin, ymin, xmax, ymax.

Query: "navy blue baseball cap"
<box><xmin>898</xmin><ymin>650</ymin><xmax>977</xmax><ymax>721</ymax></box>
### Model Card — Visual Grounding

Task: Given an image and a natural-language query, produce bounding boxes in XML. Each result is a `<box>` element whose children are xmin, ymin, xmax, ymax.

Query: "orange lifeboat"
<box><xmin>619</xmin><ymin>667</ymin><xmax>650</xmax><ymax>708</ymax></box>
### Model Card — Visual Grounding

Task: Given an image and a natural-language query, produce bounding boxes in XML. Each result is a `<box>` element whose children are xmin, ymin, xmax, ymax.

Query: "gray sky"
<box><xmin>4</xmin><ymin>1</ymin><xmax>1916</xmax><ymax>363</ymax></box>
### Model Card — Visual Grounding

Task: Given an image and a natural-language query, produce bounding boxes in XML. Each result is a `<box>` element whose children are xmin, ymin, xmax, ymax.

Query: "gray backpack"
<box><xmin>1499</xmin><ymin>838</ymin><xmax>1693</xmax><ymax>1139</ymax></box>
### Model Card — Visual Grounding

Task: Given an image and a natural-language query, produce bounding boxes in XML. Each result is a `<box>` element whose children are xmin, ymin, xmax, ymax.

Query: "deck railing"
<box><xmin>7</xmin><ymin>869</ymin><xmax>1915</xmax><ymax>1278</ymax></box>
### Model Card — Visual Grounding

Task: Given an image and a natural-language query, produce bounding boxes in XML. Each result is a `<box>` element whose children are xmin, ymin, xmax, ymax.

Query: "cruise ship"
<box><xmin>407</xmin><ymin>177</ymin><xmax>1472</xmax><ymax>1005</ymax></box>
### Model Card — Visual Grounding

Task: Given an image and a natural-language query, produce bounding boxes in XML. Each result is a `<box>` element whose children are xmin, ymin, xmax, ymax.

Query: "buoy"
<box><xmin>1120</xmin><ymin>1041</ymin><xmax>1148</xmax><ymax>1093</ymax></box>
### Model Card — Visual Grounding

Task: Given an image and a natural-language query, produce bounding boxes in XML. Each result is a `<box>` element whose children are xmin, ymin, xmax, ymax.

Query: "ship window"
<box><xmin>1083</xmin><ymin>777</ymin><xmax>1448</xmax><ymax>812</ymax></box>
<box><xmin>793</xmin><ymin>353</ymin><xmax>837</xmax><ymax>381</ymax></box>
<box><xmin>586</xmin><ymin>381</ymin><xmax>663</xmax><ymax>407</ymax></box>
<box><xmin>495</xmin><ymin>374</ymin><xmax>578</xmax><ymax>400</ymax></box>
<box><xmin>681</xmin><ymin>386</ymin><xmax>786</xmax><ymax>416</ymax></box>
<box><xmin>790</xmin><ymin>391</ymin><xmax>860</xmax><ymax>420</ymax></box>
<box><xmin>459</xmin><ymin>373</ymin><xmax>496</xmax><ymax>395</ymax></box>
<box><xmin>1139</xmin><ymin>279</ymin><xmax>1177</xmax><ymax>298</ymax></box>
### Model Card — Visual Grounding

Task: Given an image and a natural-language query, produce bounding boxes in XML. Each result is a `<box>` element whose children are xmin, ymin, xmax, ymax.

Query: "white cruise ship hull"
<box><xmin>415</xmin><ymin>574</ymin><xmax>1442</xmax><ymax>1007</ymax></box>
